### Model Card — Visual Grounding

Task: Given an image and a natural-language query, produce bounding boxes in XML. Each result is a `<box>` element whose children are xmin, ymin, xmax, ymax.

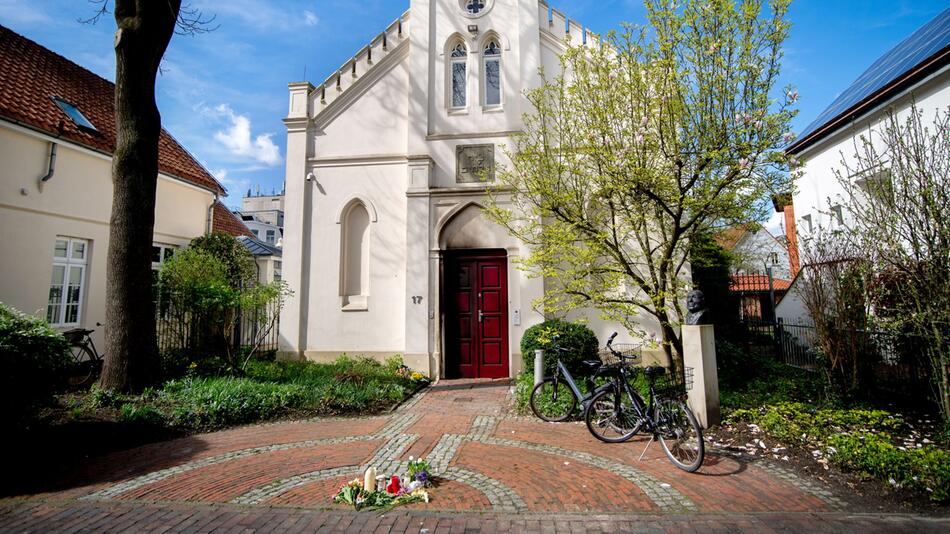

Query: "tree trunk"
<box><xmin>99</xmin><ymin>0</ymin><xmax>181</xmax><ymax>392</ymax></box>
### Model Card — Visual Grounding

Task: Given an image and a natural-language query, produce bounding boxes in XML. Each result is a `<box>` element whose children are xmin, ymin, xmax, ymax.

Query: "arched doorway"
<box><xmin>437</xmin><ymin>202</ymin><xmax>511</xmax><ymax>379</ymax></box>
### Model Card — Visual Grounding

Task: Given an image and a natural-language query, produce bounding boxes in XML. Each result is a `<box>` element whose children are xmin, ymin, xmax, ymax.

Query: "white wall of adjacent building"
<box><xmin>0</xmin><ymin>121</ymin><xmax>216</xmax><ymax>349</ymax></box>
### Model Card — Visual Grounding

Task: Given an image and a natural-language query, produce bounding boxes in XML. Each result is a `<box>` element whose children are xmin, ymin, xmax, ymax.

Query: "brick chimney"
<box><xmin>773</xmin><ymin>194</ymin><xmax>800</xmax><ymax>278</ymax></box>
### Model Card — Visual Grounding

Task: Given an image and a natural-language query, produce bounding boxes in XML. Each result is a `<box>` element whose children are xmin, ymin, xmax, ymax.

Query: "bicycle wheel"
<box><xmin>584</xmin><ymin>388</ymin><xmax>642</xmax><ymax>443</ymax></box>
<box><xmin>67</xmin><ymin>345</ymin><xmax>100</xmax><ymax>387</ymax></box>
<box><xmin>530</xmin><ymin>377</ymin><xmax>577</xmax><ymax>422</ymax></box>
<box><xmin>655</xmin><ymin>399</ymin><xmax>705</xmax><ymax>472</ymax></box>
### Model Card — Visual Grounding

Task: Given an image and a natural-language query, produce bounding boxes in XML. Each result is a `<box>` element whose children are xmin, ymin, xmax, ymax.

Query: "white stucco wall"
<box><xmin>792</xmin><ymin>68</ymin><xmax>950</xmax><ymax>237</ymax></box>
<box><xmin>0</xmin><ymin>121</ymin><xmax>216</xmax><ymax>349</ymax></box>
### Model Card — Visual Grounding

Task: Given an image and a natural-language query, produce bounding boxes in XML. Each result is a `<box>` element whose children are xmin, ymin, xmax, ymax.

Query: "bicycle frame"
<box><xmin>551</xmin><ymin>359</ymin><xmax>617</xmax><ymax>411</ymax></box>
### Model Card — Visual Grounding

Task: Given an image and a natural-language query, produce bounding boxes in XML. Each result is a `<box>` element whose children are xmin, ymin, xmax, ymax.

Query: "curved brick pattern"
<box><xmin>493</xmin><ymin>419</ymin><xmax>831</xmax><ymax>513</ymax></box>
<box><xmin>112</xmin><ymin>440</ymin><xmax>381</xmax><ymax>503</ymax></box>
<box><xmin>426</xmin><ymin>434</ymin><xmax>465</xmax><ymax>475</ymax></box>
<box><xmin>452</xmin><ymin>441</ymin><xmax>659</xmax><ymax>513</ymax></box>
<box><xmin>750</xmin><ymin>459</ymin><xmax>849</xmax><ymax>510</ymax></box>
<box><xmin>263</xmin><ymin>474</ymin><xmax>355</xmax><ymax>506</ymax></box>
<box><xmin>400</xmin><ymin>478</ymin><xmax>493</xmax><ymax>511</ymax></box>
<box><xmin>230</xmin><ymin>466</ymin><xmax>360</xmax><ymax>505</ymax></box>
<box><xmin>81</xmin><ymin>435</ymin><xmax>378</xmax><ymax>501</ymax></box>
<box><xmin>442</xmin><ymin>467</ymin><xmax>527</xmax><ymax>513</ymax></box>
<box><xmin>360</xmin><ymin>433</ymin><xmax>419</xmax><ymax>476</ymax></box>
<box><xmin>470</xmin><ymin>415</ymin><xmax>498</xmax><ymax>441</ymax></box>
<box><xmin>479</xmin><ymin>437</ymin><xmax>696</xmax><ymax>512</ymax></box>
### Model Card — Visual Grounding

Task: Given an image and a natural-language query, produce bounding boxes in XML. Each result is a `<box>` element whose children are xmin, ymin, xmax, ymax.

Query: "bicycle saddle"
<box><xmin>644</xmin><ymin>366</ymin><xmax>666</xmax><ymax>378</ymax></box>
<box><xmin>580</xmin><ymin>359</ymin><xmax>602</xmax><ymax>371</ymax></box>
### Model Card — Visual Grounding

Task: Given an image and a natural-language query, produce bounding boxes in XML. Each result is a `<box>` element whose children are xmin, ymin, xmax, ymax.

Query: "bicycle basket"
<box><xmin>654</xmin><ymin>367</ymin><xmax>694</xmax><ymax>399</ymax></box>
<box><xmin>62</xmin><ymin>328</ymin><xmax>90</xmax><ymax>345</ymax></box>
<box><xmin>598</xmin><ymin>344</ymin><xmax>642</xmax><ymax>365</ymax></box>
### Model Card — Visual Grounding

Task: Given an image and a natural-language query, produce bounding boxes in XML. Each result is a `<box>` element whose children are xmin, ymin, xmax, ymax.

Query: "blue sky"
<box><xmin>1</xmin><ymin>1</ymin><xmax>946</xmax><ymax>211</ymax></box>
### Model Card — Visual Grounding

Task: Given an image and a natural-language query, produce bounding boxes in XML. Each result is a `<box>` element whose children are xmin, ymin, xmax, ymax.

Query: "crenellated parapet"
<box><xmin>538</xmin><ymin>1</ymin><xmax>598</xmax><ymax>48</ymax></box>
<box><xmin>309</xmin><ymin>10</ymin><xmax>410</xmax><ymax>119</ymax></box>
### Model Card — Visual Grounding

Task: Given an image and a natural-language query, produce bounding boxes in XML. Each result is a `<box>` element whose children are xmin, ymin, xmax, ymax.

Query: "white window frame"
<box><xmin>48</xmin><ymin>237</ymin><xmax>88</xmax><ymax>326</ymax></box>
<box><xmin>265</xmin><ymin>229</ymin><xmax>276</xmax><ymax>244</ymax></box>
<box><xmin>449</xmin><ymin>42</ymin><xmax>468</xmax><ymax>110</ymax></box>
<box><xmin>482</xmin><ymin>39</ymin><xmax>502</xmax><ymax>108</ymax></box>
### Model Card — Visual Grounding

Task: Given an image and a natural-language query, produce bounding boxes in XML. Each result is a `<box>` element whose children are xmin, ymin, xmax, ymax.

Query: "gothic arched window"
<box><xmin>341</xmin><ymin>201</ymin><xmax>370</xmax><ymax>310</ymax></box>
<box><xmin>483</xmin><ymin>39</ymin><xmax>502</xmax><ymax>107</ymax></box>
<box><xmin>450</xmin><ymin>42</ymin><xmax>468</xmax><ymax>109</ymax></box>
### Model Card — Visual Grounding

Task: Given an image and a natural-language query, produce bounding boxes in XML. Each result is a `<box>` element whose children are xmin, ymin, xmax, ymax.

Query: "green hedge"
<box><xmin>0</xmin><ymin>303</ymin><xmax>71</xmax><ymax>425</ymax></box>
<box><xmin>520</xmin><ymin>319</ymin><xmax>598</xmax><ymax>373</ymax></box>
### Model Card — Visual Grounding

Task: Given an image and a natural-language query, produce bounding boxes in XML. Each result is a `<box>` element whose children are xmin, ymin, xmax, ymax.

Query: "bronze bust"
<box><xmin>685</xmin><ymin>289</ymin><xmax>711</xmax><ymax>326</ymax></box>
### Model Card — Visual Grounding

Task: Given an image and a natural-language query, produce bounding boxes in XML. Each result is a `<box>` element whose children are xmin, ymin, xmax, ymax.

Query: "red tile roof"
<box><xmin>212</xmin><ymin>202</ymin><xmax>254</xmax><ymax>238</ymax></box>
<box><xmin>730</xmin><ymin>274</ymin><xmax>791</xmax><ymax>292</ymax></box>
<box><xmin>0</xmin><ymin>25</ymin><xmax>225</xmax><ymax>194</ymax></box>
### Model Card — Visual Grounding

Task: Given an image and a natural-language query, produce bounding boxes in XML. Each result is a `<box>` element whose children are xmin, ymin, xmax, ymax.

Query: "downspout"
<box><xmin>37</xmin><ymin>142</ymin><xmax>57</xmax><ymax>190</ymax></box>
<box><xmin>206</xmin><ymin>193</ymin><xmax>219</xmax><ymax>235</ymax></box>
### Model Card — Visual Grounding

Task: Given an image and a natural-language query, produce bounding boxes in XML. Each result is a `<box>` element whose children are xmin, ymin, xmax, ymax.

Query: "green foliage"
<box><xmin>188</xmin><ymin>232</ymin><xmax>256</xmax><ymax>288</ymax></box>
<box><xmin>730</xmin><ymin>402</ymin><xmax>901</xmax><ymax>447</ymax></box>
<box><xmin>485</xmin><ymin>0</ymin><xmax>796</xmax><ymax>363</ymax></box>
<box><xmin>88</xmin><ymin>384</ymin><xmax>122</xmax><ymax>409</ymax></box>
<box><xmin>0</xmin><ymin>303</ymin><xmax>71</xmax><ymax>424</ymax></box>
<box><xmin>163</xmin><ymin>376</ymin><xmax>306</xmax><ymax>428</ymax></box>
<box><xmin>828</xmin><ymin>432</ymin><xmax>950</xmax><ymax>502</ymax></box>
<box><xmin>119</xmin><ymin>403</ymin><xmax>165</xmax><ymax>427</ymax></box>
<box><xmin>520</xmin><ymin>319</ymin><xmax>598</xmax><ymax>373</ymax></box>
<box><xmin>717</xmin><ymin>340</ymin><xmax>827</xmax><ymax>410</ymax></box>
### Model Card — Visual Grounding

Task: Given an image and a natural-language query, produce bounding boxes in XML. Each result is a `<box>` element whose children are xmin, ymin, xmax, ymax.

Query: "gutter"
<box><xmin>206</xmin><ymin>194</ymin><xmax>219</xmax><ymax>235</ymax></box>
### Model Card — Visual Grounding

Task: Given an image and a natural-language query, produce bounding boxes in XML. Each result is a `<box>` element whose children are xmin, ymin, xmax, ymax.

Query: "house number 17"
<box><xmin>411</xmin><ymin>296</ymin><xmax>423</xmax><ymax>304</ymax></box>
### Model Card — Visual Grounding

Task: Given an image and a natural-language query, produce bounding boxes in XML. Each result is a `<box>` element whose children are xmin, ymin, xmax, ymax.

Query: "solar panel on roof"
<box><xmin>795</xmin><ymin>6</ymin><xmax>950</xmax><ymax>146</ymax></box>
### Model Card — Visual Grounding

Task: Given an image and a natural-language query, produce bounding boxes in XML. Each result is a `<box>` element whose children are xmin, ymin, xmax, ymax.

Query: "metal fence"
<box><xmin>156</xmin><ymin>295</ymin><xmax>280</xmax><ymax>357</ymax></box>
<box><xmin>738</xmin><ymin>318</ymin><xmax>820</xmax><ymax>370</ymax></box>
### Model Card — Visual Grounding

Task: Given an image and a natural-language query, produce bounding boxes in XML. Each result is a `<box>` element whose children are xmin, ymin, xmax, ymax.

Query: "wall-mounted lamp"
<box><xmin>467</xmin><ymin>24</ymin><xmax>478</xmax><ymax>35</ymax></box>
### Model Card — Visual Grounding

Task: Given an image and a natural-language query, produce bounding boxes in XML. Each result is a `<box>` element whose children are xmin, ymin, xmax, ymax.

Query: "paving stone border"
<box><xmin>230</xmin><ymin>466</ymin><xmax>359</xmax><ymax>505</ymax></box>
<box><xmin>443</xmin><ymin>467</ymin><xmax>528</xmax><ymax>513</ymax></box>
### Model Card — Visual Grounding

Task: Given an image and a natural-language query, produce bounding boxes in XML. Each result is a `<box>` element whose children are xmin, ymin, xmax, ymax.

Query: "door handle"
<box><xmin>478</xmin><ymin>310</ymin><xmax>484</xmax><ymax>322</ymax></box>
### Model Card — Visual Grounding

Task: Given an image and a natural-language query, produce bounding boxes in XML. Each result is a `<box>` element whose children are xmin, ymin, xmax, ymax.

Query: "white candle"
<box><xmin>363</xmin><ymin>466</ymin><xmax>376</xmax><ymax>491</ymax></box>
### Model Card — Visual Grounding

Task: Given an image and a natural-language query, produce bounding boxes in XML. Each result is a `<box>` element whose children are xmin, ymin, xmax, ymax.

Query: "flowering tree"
<box><xmin>485</xmin><ymin>0</ymin><xmax>796</xmax><ymax>368</ymax></box>
<box><xmin>834</xmin><ymin>105</ymin><xmax>950</xmax><ymax>420</ymax></box>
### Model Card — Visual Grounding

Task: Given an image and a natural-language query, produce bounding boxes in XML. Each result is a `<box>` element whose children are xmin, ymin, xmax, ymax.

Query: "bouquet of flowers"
<box><xmin>407</xmin><ymin>456</ymin><xmax>432</xmax><ymax>488</ymax></box>
<box><xmin>333</xmin><ymin>464</ymin><xmax>431</xmax><ymax>511</ymax></box>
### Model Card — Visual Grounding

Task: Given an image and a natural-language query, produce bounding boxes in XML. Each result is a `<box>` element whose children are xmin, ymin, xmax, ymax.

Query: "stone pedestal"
<box><xmin>682</xmin><ymin>324</ymin><xmax>720</xmax><ymax>428</ymax></box>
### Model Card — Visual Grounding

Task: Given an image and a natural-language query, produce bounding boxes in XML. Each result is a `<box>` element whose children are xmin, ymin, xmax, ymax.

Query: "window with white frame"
<box><xmin>829</xmin><ymin>204</ymin><xmax>844</xmax><ymax>229</ymax></box>
<box><xmin>265</xmin><ymin>229</ymin><xmax>276</xmax><ymax>244</ymax></box>
<box><xmin>800</xmin><ymin>214</ymin><xmax>813</xmax><ymax>233</ymax></box>
<box><xmin>151</xmin><ymin>243</ymin><xmax>177</xmax><ymax>311</ymax></box>
<box><xmin>274</xmin><ymin>260</ymin><xmax>282</xmax><ymax>282</ymax></box>
<box><xmin>483</xmin><ymin>39</ymin><xmax>502</xmax><ymax>107</ymax></box>
<box><xmin>47</xmin><ymin>237</ymin><xmax>88</xmax><ymax>326</ymax></box>
<box><xmin>450</xmin><ymin>42</ymin><xmax>468</xmax><ymax>109</ymax></box>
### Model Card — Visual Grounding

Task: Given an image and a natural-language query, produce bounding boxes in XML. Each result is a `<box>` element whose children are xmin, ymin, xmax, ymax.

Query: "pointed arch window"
<box><xmin>483</xmin><ymin>40</ymin><xmax>502</xmax><ymax>107</ymax></box>
<box><xmin>340</xmin><ymin>202</ymin><xmax>370</xmax><ymax>310</ymax></box>
<box><xmin>450</xmin><ymin>42</ymin><xmax>468</xmax><ymax>109</ymax></box>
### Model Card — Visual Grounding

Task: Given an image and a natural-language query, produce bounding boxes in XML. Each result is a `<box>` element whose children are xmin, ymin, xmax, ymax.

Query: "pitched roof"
<box><xmin>730</xmin><ymin>274</ymin><xmax>791</xmax><ymax>293</ymax></box>
<box><xmin>212</xmin><ymin>202</ymin><xmax>254</xmax><ymax>238</ymax></box>
<box><xmin>236</xmin><ymin>236</ymin><xmax>282</xmax><ymax>257</ymax></box>
<box><xmin>0</xmin><ymin>25</ymin><xmax>225</xmax><ymax>194</ymax></box>
<box><xmin>788</xmin><ymin>7</ymin><xmax>950</xmax><ymax>155</ymax></box>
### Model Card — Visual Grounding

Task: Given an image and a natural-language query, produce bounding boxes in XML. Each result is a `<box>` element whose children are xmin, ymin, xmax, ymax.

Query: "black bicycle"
<box><xmin>584</xmin><ymin>333</ymin><xmax>705</xmax><ymax>472</ymax></box>
<box><xmin>529</xmin><ymin>334</ymin><xmax>641</xmax><ymax>422</ymax></box>
<box><xmin>64</xmin><ymin>325</ymin><xmax>104</xmax><ymax>387</ymax></box>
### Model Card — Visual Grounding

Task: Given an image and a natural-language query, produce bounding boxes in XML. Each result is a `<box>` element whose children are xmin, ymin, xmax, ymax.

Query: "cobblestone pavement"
<box><xmin>3</xmin><ymin>379</ymin><xmax>948</xmax><ymax>532</ymax></box>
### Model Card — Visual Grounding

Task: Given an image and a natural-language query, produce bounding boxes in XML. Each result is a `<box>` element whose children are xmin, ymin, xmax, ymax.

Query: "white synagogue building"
<box><xmin>279</xmin><ymin>1</ymin><xmax>650</xmax><ymax>379</ymax></box>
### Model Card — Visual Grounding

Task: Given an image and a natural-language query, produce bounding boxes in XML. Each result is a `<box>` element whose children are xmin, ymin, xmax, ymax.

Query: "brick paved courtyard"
<box><xmin>2</xmin><ymin>379</ymin><xmax>948</xmax><ymax>532</ymax></box>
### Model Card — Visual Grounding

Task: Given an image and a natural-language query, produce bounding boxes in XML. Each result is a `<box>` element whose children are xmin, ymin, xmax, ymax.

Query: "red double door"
<box><xmin>444</xmin><ymin>250</ymin><xmax>509</xmax><ymax>379</ymax></box>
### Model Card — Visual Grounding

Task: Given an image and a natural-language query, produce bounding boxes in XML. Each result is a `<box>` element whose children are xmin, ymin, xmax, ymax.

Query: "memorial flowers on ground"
<box><xmin>332</xmin><ymin>456</ymin><xmax>433</xmax><ymax>510</ymax></box>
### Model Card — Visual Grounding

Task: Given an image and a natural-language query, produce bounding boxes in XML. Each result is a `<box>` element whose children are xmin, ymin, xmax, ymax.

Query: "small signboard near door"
<box><xmin>444</xmin><ymin>249</ymin><xmax>509</xmax><ymax>378</ymax></box>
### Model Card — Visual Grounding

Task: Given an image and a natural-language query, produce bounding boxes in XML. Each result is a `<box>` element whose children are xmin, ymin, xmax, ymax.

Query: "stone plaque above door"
<box><xmin>456</xmin><ymin>144</ymin><xmax>494</xmax><ymax>183</ymax></box>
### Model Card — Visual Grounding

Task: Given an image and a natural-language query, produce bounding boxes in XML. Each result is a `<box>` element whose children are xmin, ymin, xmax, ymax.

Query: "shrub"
<box><xmin>828</xmin><ymin>432</ymin><xmax>950</xmax><ymax>502</ymax></box>
<box><xmin>163</xmin><ymin>377</ymin><xmax>307</xmax><ymax>428</ymax></box>
<box><xmin>0</xmin><ymin>302</ymin><xmax>71</xmax><ymax>425</ymax></box>
<box><xmin>119</xmin><ymin>403</ymin><xmax>165</xmax><ymax>427</ymax></box>
<box><xmin>729</xmin><ymin>402</ymin><xmax>903</xmax><ymax>446</ymax></box>
<box><xmin>521</xmin><ymin>319</ymin><xmax>598</xmax><ymax>373</ymax></box>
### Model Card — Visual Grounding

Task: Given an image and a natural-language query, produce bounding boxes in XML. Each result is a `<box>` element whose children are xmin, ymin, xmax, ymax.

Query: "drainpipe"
<box><xmin>37</xmin><ymin>142</ymin><xmax>57</xmax><ymax>190</ymax></box>
<box><xmin>206</xmin><ymin>193</ymin><xmax>219</xmax><ymax>235</ymax></box>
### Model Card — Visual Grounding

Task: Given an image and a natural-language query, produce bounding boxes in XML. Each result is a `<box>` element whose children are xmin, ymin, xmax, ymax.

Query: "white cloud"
<box><xmin>304</xmin><ymin>10</ymin><xmax>319</xmax><ymax>26</ymax></box>
<box><xmin>213</xmin><ymin>104</ymin><xmax>281</xmax><ymax>166</ymax></box>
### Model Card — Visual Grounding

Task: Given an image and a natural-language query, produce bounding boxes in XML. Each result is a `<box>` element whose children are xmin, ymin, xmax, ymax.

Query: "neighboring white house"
<box><xmin>0</xmin><ymin>25</ymin><xmax>227</xmax><ymax>350</ymax></box>
<box><xmin>279</xmin><ymin>1</ymin><xmax>660</xmax><ymax>378</ymax></box>
<box><xmin>776</xmin><ymin>7</ymin><xmax>950</xmax><ymax>325</ymax></box>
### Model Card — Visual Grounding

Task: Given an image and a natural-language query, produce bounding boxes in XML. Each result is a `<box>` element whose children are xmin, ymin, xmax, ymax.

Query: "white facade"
<box><xmin>280</xmin><ymin>1</ymin><xmax>648</xmax><ymax>378</ymax></box>
<box><xmin>730</xmin><ymin>230</ymin><xmax>791</xmax><ymax>281</ymax></box>
<box><xmin>790</xmin><ymin>68</ymin><xmax>950</xmax><ymax>240</ymax></box>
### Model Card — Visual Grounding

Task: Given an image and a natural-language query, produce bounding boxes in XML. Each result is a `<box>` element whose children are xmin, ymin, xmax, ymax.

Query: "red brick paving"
<box><xmin>452</xmin><ymin>441</ymin><xmax>657</xmax><ymax>512</ymax></box>
<box><xmin>115</xmin><ymin>439</ymin><xmax>381</xmax><ymax>503</ymax></box>
<box><xmin>493</xmin><ymin>418</ymin><xmax>829</xmax><ymax>513</ymax></box>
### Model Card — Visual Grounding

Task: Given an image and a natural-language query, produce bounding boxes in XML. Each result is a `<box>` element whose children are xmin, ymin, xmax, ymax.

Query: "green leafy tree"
<box><xmin>486</xmin><ymin>0</ymin><xmax>796</xmax><ymax>370</ymax></box>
